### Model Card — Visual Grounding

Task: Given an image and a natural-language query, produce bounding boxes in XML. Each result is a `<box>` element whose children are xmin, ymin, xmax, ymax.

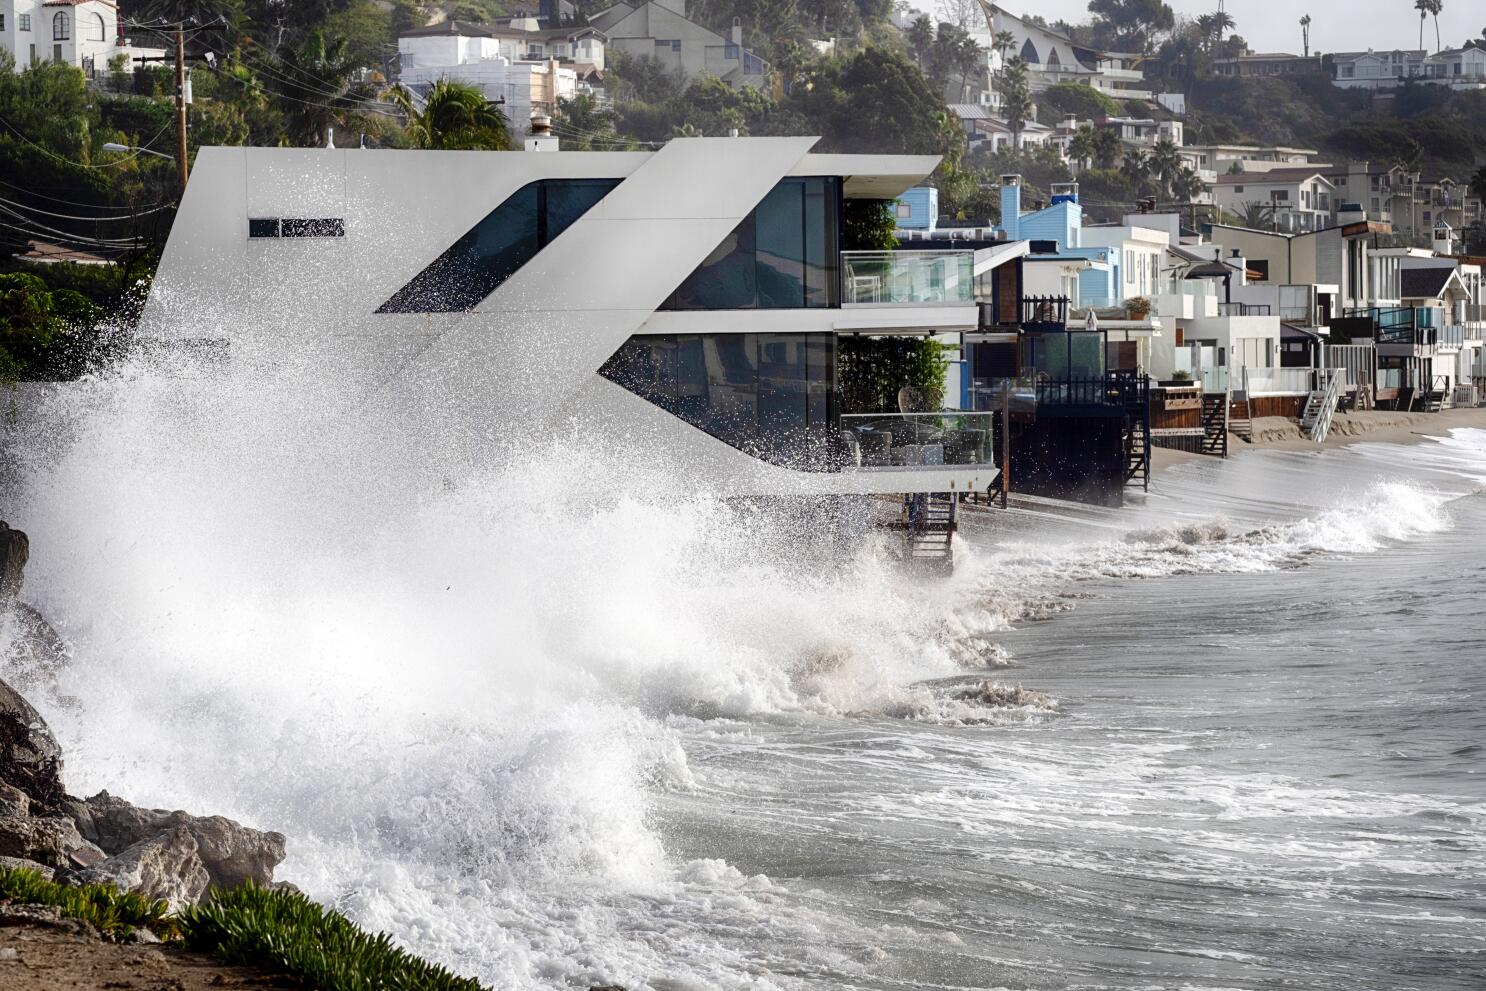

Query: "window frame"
<box><xmin>53</xmin><ymin>11</ymin><xmax>70</xmax><ymax>41</ymax></box>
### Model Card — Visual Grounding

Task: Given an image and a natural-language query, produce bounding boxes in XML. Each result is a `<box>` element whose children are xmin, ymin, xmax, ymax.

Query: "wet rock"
<box><xmin>1</xmin><ymin>602</ymin><xmax>71</xmax><ymax>688</ymax></box>
<box><xmin>0</xmin><ymin>676</ymin><xmax>65</xmax><ymax>812</ymax></box>
<box><xmin>0</xmin><ymin>523</ymin><xmax>26</xmax><ymax>603</ymax></box>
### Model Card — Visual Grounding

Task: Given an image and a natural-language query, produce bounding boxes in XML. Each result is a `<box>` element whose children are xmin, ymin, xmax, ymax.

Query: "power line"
<box><xmin>0</xmin><ymin>174</ymin><xmax>150</xmax><ymax>210</ymax></box>
<box><xmin>0</xmin><ymin>195</ymin><xmax>173</xmax><ymax>223</ymax></box>
<box><xmin>0</xmin><ymin>115</ymin><xmax>176</xmax><ymax>171</ymax></box>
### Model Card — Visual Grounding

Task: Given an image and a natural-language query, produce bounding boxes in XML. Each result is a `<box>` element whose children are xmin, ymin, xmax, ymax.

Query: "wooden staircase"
<box><xmin>1121</xmin><ymin>374</ymin><xmax>1151</xmax><ymax>490</ymax></box>
<box><xmin>901</xmin><ymin>493</ymin><xmax>956</xmax><ymax>573</ymax></box>
<box><xmin>1419</xmin><ymin>375</ymin><xmax>1454</xmax><ymax>412</ymax></box>
<box><xmin>1299</xmin><ymin>369</ymin><xmax>1343</xmax><ymax>442</ymax></box>
<box><xmin>1200</xmin><ymin>392</ymin><xmax>1229</xmax><ymax>457</ymax></box>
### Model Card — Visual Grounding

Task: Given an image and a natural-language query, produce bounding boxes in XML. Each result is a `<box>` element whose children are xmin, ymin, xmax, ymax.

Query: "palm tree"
<box><xmin>1092</xmin><ymin>127</ymin><xmax>1121</xmax><ymax>169</ymax></box>
<box><xmin>1000</xmin><ymin>56</ymin><xmax>1033</xmax><ymax>150</ymax></box>
<box><xmin>1121</xmin><ymin>148</ymin><xmax>1150</xmax><ymax>190</ymax></box>
<box><xmin>1068</xmin><ymin>124</ymin><xmax>1097</xmax><ymax>172</ymax></box>
<box><xmin>1212</xmin><ymin>9</ymin><xmax>1236</xmax><ymax>46</ymax></box>
<box><xmin>1149</xmin><ymin>138</ymin><xmax>1184</xmax><ymax>197</ymax></box>
<box><xmin>388</xmin><ymin>79</ymin><xmax>513</xmax><ymax>151</ymax></box>
<box><xmin>274</xmin><ymin>31</ymin><xmax>379</xmax><ymax>148</ymax></box>
<box><xmin>1237</xmin><ymin>200</ymin><xmax>1275</xmax><ymax>230</ymax></box>
<box><xmin>1425</xmin><ymin>0</ymin><xmax>1443</xmax><ymax>52</ymax></box>
<box><xmin>1414</xmin><ymin>0</ymin><xmax>1430</xmax><ymax>51</ymax></box>
<box><xmin>1300</xmin><ymin>14</ymin><xmax>1312</xmax><ymax>57</ymax></box>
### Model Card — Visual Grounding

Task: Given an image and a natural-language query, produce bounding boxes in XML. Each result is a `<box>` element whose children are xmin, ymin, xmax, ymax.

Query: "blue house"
<box><xmin>893</xmin><ymin>186</ymin><xmax>938</xmax><ymax>231</ymax></box>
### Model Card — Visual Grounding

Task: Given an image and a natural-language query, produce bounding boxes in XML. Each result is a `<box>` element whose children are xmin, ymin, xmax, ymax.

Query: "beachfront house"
<box><xmin>1211</xmin><ymin>170</ymin><xmax>1337</xmax><ymax>234</ymax></box>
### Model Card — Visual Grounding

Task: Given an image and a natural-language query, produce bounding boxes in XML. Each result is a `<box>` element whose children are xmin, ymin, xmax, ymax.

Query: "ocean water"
<box><xmin>1</xmin><ymin>365</ymin><xmax>1483</xmax><ymax>991</ymax></box>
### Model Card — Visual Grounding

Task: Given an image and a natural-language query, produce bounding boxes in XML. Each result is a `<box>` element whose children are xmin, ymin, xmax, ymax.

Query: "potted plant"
<box><xmin>1125</xmin><ymin>296</ymin><xmax>1152</xmax><ymax>320</ymax></box>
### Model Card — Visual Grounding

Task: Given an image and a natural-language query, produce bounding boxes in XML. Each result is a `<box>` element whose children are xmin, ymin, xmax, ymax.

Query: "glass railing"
<box><xmin>839</xmin><ymin>412</ymin><xmax>996</xmax><ymax>467</ymax></box>
<box><xmin>1164</xmin><ymin>279</ymin><xmax>1217</xmax><ymax>298</ymax></box>
<box><xmin>1219</xmin><ymin>303</ymin><xmax>1271</xmax><ymax>316</ymax></box>
<box><xmin>1439</xmin><ymin>324</ymin><xmax>1464</xmax><ymax>348</ymax></box>
<box><xmin>1241</xmin><ymin>367</ymin><xmax>1315</xmax><ymax>394</ymax></box>
<box><xmin>841</xmin><ymin>251</ymin><xmax>974</xmax><ymax>306</ymax></box>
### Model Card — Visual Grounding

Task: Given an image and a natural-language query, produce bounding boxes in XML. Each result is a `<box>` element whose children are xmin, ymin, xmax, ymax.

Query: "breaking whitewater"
<box><xmin>3</xmin><ymin>360</ymin><xmax>1484</xmax><ymax>990</ymax></box>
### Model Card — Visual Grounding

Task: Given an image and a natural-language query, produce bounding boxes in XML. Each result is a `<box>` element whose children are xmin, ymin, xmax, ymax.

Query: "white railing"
<box><xmin>1306</xmin><ymin>369</ymin><xmax>1343</xmax><ymax>442</ymax></box>
<box><xmin>1243</xmin><ymin>367</ymin><xmax>1315</xmax><ymax>395</ymax></box>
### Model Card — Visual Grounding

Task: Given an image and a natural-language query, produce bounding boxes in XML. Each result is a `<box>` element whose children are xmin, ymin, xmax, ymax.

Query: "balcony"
<box><xmin>841</xmin><ymin>250</ymin><xmax>973</xmax><ymax>307</ymax></box>
<box><xmin>1240</xmin><ymin>367</ymin><xmax>1316</xmax><ymax>395</ymax></box>
<box><xmin>840</xmin><ymin>412</ymin><xmax>996</xmax><ymax>468</ymax></box>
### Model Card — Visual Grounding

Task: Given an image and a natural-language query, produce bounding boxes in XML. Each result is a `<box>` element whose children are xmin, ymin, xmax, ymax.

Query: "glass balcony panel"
<box><xmin>841</xmin><ymin>251</ymin><xmax>974</xmax><ymax>306</ymax></box>
<box><xmin>840</xmin><ymin>412</ymin><xmax>996</xmax><ymax>467</ymax></box>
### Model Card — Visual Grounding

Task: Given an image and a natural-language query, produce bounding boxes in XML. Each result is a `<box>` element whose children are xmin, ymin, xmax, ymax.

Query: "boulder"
<box><xmin>69</xmin><ymin>827</ymin><xmax>212</xmax><ymax>909</ymax></box>
<box><xmin>69</xmin><ymin>791</ymin><xmax>286</xmax><ymax>899</ymax></box>
<box><xmin>0</xmin><ymin>781</ymin><xmax>28</xmax><ymax>818</ymax></box>
<box><xmin>0</xmin><ymin>676</ymin><xmax>65</xmax><ymax>812</ymax></box>
<box><xmin>0</xmin><ymin>855</ymin><xmax>55</xmax><ymax>881</ymax></box>
<box><xmin>1</xmin><ymin>602</ymin><xmax>70</xmax><ymax>688</ymax></box>
<box><xmin>0</xmin><ymin>523</ymin><xmax>26</xmax><ymax>604</ymax></box>
<box><xmin>0</xmin><ymin>814</ymin><xmax>102</xmax><ymax>870</ymax></box>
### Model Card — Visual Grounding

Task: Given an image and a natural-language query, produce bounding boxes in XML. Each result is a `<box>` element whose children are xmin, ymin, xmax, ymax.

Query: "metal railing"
<box><xmin>841</xmin><ymin>250</ymin><xmax>974</xmax><ymax>306</ymax></box>
<box><xmin>839</xmin><ymin>412</ymin><xmax>996</xmax><ymax>468</ymax></box>
<box><xmin>1219</xmin><ymin>302</ymin><xmax>1271</xmax><ymax>316</ymax></box>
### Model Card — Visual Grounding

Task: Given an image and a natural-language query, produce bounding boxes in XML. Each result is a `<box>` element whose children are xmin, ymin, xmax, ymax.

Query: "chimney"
<box><xmin>1337</xmin><ymin>202</ymin><xmax>1365</xmax><ymax>225</ymax></box>
<box><xmin>525</xmin><ymin>113</ymin><xmax>560</xmax><ymax>151</ymax></box>
<box><xmin>1432</xmin><ymin>222</ymin><xmax>1455</xmax><ymax>255</ymax></box>
<box><xmin>1229</xmin><ymin>248</ymin><xmax>1247</xmax><ymax>287</ymax></box>
<box><xmin>1000</xmin><ymin>174</ymin><xmax>1022</xmax><ymax>240</ymax></box>
<box><xmin>1051</xmin><ymin>181</ymin><xmax>1078</xmax><ymax>205</ymax></box>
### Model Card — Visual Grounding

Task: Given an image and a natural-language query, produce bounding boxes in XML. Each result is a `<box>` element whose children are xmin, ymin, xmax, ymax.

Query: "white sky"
<box><xmin>910</xmin><ymin>1</ymin><xmax>1484</xmax><ymax>56</ymax></box>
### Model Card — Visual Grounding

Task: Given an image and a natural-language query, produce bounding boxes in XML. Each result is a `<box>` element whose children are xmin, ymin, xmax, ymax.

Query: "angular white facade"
<box><xmin>143</xmin><ymin>139</ymin><xmax>997</xmax><ymax>497</ymax></box>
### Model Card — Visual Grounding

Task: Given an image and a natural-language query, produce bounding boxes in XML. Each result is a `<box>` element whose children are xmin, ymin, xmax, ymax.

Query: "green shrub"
<box><xmin>1037</xmin><ymin>81</ymin><xmax>1121</xmax><ymax>122</ymax></box>
<box><xmin>178</xmin><ymin>881</ymin><xmax>488</xmax><ymax>991</ymax></box>
<box><xmin>0</xmin><ymin>866</ymin><xmax>175</xmax><ymax>940</ymax></box>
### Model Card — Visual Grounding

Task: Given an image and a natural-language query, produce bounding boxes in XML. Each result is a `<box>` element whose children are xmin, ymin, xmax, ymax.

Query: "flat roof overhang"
<box><xmin>791</xmin><ymin>154</ymin><xmax>944</xmax><ymax>198</ymax></box>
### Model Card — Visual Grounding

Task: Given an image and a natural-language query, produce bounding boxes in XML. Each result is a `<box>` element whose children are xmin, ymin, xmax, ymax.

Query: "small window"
<box><xmin>249</xmin><ymin>218</ymin><xmax>345</xmax><ymax>239</ymax></box>
<box><xmin>53</xmin><ymin>11</ymin><xmax>70</xmax><ymax>41</ymax></box>
<box><xmin>725</xmin><ymin>43</ymin><xmax>739</xmax><ymax>59</ymax></box>
<box><xmin>896</xmin><ymin>202</ymin><xmax>912</xmax><ymax>219</ymax></box>
<box><xmin>1</xmin><ymin>15</ymin><xmax>5</xmax><ymax>32</ymax></box>
<box><xmin>1234</xmin><ymin>185</ymin><xmax>1244</xmax><ymax>193</ymax></box>
<box><xmin>672</xmin><ymin>39</ymin><xmax>681</xmax><ymax>52</ymax></box>
<box><xmin>19</xmin><ymin>14</ymin><xmax>30</xmax><ymax>31</ymax></box>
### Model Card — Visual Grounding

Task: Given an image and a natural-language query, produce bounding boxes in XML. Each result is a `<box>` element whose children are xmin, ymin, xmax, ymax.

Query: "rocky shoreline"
<box><xmin>0</xmin><ymin>521</ymin><xmax>288</xmax><ymax>916</ymax></box>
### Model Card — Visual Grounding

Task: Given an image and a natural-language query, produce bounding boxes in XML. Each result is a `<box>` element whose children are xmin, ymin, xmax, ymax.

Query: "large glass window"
<box><xmin>663</xmin><ymin>177</ymin><xmax>841</xmax><ymax>311</ymax></box>
<box><xmin>380</xmin><ymin>178</ymin><xmax>618</xmax><ymax>313</ymax></box>
<box><xmin>600</xmin><ymin>333</ymin><xmax>837</xmax><ymax>468</ymax></box>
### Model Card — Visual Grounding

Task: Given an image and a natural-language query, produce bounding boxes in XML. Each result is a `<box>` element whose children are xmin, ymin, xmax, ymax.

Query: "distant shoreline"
<box><xmin>1149</xmin><ymin>408</ymin><xmax>1486</xmax><ymax>479</ymax></box>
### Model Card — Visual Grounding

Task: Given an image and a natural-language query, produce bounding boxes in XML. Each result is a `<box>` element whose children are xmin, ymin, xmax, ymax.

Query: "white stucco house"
<box><xmin>2</xmin><ymin>0</ymin><xmax>113</xmax><ymax>74</ymax></box>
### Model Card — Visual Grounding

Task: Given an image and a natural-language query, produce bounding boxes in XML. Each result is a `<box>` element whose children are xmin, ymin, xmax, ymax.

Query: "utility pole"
<box><xmin>175</xmin><ymin>24</ymin><xmax>189</xmax><ymax>194</ymax></box>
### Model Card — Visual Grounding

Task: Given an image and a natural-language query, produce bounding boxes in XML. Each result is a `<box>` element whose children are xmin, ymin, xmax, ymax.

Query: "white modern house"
<box><xmin>1331</xmin><ymin>46</ymin><xmax>1486</xmax><ymax>90</ymax></box>
<box><xmin>2</xmin><ymin>0</ymin><xmax>114</xmax><ymax>74</ymax></box>
<box><xmin>981</xmin><ymin>3</ymin><xmax>1152</xmax><ymax>100</ymax></box>
<box><xmin>142</xmin><ymin>139</ymin><xmax>999</xmax><ymax>499</ymax></box>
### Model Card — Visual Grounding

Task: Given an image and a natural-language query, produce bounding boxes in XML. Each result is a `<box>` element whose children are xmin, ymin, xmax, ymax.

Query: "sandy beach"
<box><xmin>1149</xmin><ymin>407</ymin><xmax>1486</xmax><ymax>478</ymax></box>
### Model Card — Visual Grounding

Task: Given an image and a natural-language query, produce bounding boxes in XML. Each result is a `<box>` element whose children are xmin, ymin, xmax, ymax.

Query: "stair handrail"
<box><xmin>1310</xmin><ymin>368</ymin><xmax>1342</xmax><ymax>442</ymax></box>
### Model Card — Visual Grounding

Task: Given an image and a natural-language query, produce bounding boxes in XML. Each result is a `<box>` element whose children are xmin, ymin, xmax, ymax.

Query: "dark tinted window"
<box><xmin>663</xmin><ymin>177</ymin><xmax>840</xmax><ymax>311</ymax></box>
<box><xmin>600</xmin><ymin>333</ymin><xmax>837</xmax><ymax>469</ymax></box>
<box><xmin>379</xmin><ymin>179</ymin><xmax>618</xmax><ymax>313</ymax></box>
<box><xmin>249</xmin><ymin>218</ymin><xmax>345</xmax><ymax>238</ymax></box>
